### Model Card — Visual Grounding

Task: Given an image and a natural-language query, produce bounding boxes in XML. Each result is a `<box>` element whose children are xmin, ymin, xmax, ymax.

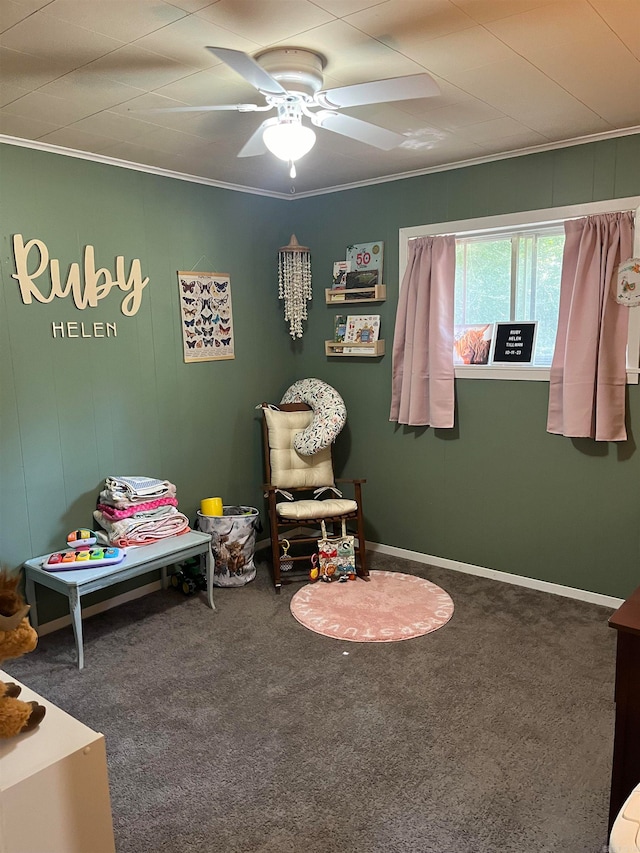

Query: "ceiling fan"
<box><xmin>149</xmin><ymin>46</ymin><xmax>440</xmax><ymax>178</ymax></box>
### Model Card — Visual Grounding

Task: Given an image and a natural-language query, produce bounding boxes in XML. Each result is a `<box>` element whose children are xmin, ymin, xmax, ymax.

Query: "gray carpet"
<box><xmin>6</xmin><ymin>552</ymin><xmax>616</xmax><ymax>853</ymax></box>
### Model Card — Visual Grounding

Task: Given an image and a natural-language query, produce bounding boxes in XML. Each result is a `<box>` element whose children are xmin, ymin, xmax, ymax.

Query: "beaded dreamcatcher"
<box><xmin>278</xmin><ymin>234</ymin><xmax>312</xmax><ymax>338</ymax></box>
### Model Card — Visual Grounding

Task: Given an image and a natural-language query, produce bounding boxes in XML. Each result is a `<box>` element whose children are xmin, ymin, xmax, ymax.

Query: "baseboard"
<box><xmin>366</xmin><ymin>541</ymin><xmax>624</xmax><ymax>610</ymax></box>
<box><xmin>37</xmin><ymin>580</ymin><xmax>163</xmax><ymax>636</ymax></box>
<box><xmin>37</xmin><ymin>540</ymin><xmax>622</xmax><ymax>636</ymax></box>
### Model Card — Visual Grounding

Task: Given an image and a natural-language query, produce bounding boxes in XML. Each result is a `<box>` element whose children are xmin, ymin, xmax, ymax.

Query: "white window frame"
<box><xmin>399</xmin><ymin>197</ymin><xmax>640</xmax><ymax>382</ymax></box>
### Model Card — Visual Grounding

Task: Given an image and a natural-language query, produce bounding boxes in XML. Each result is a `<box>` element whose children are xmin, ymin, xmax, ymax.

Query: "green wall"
<box><xmin>289</xmin><ymin>136</ymin><xmax>640</xmax><ymax>600</ymax></box>
<box><xmin>1</xmin><ymin>136</ymin><xmax>639</xmax><ymax>620</ymax></box>
<box><xmin>0</xmin><ymin>145</ymin><xmax>295</xmax><ymax>620</ymax></box>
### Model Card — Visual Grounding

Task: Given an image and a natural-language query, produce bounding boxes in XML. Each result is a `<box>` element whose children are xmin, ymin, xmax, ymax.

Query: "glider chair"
<box><xmin>260</xmin><ymin>401</ymin><xmax>368</xmax><ymax>592</ymax></box>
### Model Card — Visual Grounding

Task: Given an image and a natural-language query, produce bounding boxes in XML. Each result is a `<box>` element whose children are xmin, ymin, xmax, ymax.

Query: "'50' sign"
<box><xmin>348</xmin><ymin>242</ymin><xmax>382</xmax><ymax>271</ymax></box>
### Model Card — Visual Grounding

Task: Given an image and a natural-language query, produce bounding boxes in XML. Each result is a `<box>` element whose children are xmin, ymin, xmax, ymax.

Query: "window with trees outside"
<box><xmin>455</xmin><ymin>225</ymin><xmax>563</xmax><ymax>367</ymax></box>
<box><xmin>398</xmin><ymin>198</ymin><xmax>640</xmax><ymax>382</ymax></box>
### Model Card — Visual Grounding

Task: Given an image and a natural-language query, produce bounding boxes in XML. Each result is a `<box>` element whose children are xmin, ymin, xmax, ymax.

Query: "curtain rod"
<box><xmin>406</xmin><ymin>202</ymin><xmax>640</xmax><ymax>243</ymax></box>
<box><xmin>408</xmin><ymin>207</ymin><xmax>638</xmax><ymax>242</ymax></box>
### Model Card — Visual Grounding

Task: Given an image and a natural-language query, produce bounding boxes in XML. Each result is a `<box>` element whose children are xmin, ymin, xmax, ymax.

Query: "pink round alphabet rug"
<box><xmin>290</xmin><ymin>570</ymin><xmax>454</xmax><ymax>642</ymax></box>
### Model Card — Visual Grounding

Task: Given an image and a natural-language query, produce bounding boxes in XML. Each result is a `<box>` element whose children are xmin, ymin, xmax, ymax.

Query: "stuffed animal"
<box><xmin>0</xmin><ymin>571</ymin><xmax>46</xmax><ymax>739</ymax></box>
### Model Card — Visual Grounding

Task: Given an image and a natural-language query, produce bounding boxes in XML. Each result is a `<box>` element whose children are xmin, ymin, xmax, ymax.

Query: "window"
<box><xmin>399</xmin><ymin>197</ymin><xmax>640</xmax><ymax>381</ymax></box>
<box><xmin>455</xmin><ymin>225</ymin><xmax>564</xmax><ymax>366</ymax></box>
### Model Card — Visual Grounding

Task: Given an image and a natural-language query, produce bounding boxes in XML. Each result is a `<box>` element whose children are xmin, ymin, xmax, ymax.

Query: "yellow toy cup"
<box><xmin>200</xmin><ymin>497</ymin><xmax>223</xmax><ymax>516</ymax></box>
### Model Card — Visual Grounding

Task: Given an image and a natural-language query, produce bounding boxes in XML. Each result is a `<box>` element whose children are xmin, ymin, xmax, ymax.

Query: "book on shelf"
<box><xmin>332</xmin><ymin>260</ymin><xmax>350</xmax><ymax>288</ymax></box>
<box><xmin>345</xmin><ymin>269</ymin><xmax>379</xmax><ymax>295</ymax></box>
<box><xmin>334</xmin><ymin>315</ymin><xmax>347</xmax><ymax>343</ymax></box>
<box><xmin>343</xmin><ymin>314</ymin><xmax>380</xmax><ymax>354</ymax></box>
<box><xmin>346</xmin><ymin>242</ymin><xmax>384</xmax><ymax>278</ymax></box>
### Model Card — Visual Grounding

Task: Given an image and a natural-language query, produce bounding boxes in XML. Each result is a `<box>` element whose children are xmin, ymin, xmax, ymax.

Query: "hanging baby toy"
<box><xmin>280</xmin><ymin>539</ymin><xmax>294</xmax><ymax>573</ymax></box>
<box><xmin>317</xmin><ymin>521</ymin><xmax>356</xmax><ymax>583</ymax></box>
<box><xmin>278</xmin><ymin>234</ymin><xmax>312</xmax><ymax>339</ymax></box>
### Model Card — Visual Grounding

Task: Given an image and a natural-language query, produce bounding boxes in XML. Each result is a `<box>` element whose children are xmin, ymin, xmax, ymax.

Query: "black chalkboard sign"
<box><xmin>491</xmin><ymin>322</ymin><xmax>537</xmax><ymax>364</ymax></box>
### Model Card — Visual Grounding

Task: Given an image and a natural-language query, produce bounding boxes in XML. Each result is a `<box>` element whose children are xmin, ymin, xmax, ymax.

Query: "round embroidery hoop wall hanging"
<box><xmin>615</xmin><ymin>258</ymin><xmax>640</xmax><ymax>307</ymax></box>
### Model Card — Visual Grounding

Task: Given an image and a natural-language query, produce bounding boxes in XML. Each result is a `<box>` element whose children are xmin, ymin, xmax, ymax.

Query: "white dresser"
<box><xmin>0</xmin><ymin>671</ymin><xmax>115</xmax><ymax>853</ymax></box>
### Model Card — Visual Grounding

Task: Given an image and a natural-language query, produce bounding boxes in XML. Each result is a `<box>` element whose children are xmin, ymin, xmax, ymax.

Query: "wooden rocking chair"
<box><xmin>260</xmin><ymin>402</ymin><xmax>368</xmax><ymax>591</ymax></box>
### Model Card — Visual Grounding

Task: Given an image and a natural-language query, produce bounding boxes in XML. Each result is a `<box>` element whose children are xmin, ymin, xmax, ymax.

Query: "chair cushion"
<box><xmin>264</xmin><ymin>408</ymin><xmax>335</xmax><ymax>488</ymax></box>
<box><xmin>276</xmin><ymin>499</ymin><xmax>358</xmax><ymax>520</ymax></box>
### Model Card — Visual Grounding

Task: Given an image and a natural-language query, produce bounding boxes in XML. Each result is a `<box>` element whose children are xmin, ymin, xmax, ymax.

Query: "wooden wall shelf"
<box><xmin>325</xmin><ymin>284</ymin><xmax>386</xmax><ymax>304</ymax></box>
<box><xmin>325</xmin><ymin>340</ymin><xmax>385</xmax><ymax>357</ymax></box>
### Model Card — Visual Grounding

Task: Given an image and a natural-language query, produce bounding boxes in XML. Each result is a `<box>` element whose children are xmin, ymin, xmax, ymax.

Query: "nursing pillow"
<box><xmin>280</xmin><ymin>378</ymin><xmax>347</xmax><ymax>456</ymax></box>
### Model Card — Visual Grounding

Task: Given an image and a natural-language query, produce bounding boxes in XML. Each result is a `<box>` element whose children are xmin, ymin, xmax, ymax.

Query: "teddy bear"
<box><xmin>0</xmin><ymin>570</ymin><xmax>46</xmax><ymax>739</ymax></box>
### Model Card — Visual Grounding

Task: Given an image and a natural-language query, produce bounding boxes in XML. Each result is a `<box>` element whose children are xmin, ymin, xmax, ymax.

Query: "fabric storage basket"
<box><xmin>197</xmin><ymin>506</ymin><xmax>260</xmax><ymax>587</ymax></box>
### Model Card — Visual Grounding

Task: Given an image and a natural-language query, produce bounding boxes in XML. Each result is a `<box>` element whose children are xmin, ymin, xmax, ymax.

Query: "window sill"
<box><xmin>455</xmin><ymin>365</ymin><xmax>548</xmax><ymax>380</ymax></box>
<box><xmin>455</xmin><ymin>366</ymin><xmax>639</xmax><ymax>384</ymax></box>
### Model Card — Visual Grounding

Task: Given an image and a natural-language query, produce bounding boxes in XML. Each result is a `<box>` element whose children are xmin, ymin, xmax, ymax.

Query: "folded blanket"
<box><xmin>100</xmin><ymin>487</ymin><xmax>177</xmax><ymax>507</ymax></box>
<box><xmin>93</xmin><ymin>508</ymin><xmax>190</xmax><ymax>547</ymax></box>
<box><xmin>96</xmin><ymin>496</ymin><xmax>179</xmax><ymax>520</ymax></box>
<box><xmin>98</xmin><ymin>489</ymin><xmax>177</xmax><ymax>509</ymax></box>
<box><xmin>104</xmin><ymin>476</ymin><xmax>176</xmax><ymax>501</ymax></box>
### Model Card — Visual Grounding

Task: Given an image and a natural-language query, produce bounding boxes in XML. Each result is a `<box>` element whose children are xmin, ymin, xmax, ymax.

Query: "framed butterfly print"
<box><xmin>177</xmin><ymin>271</ymin><xmax>234</xmax><ymax>363</ymax></box>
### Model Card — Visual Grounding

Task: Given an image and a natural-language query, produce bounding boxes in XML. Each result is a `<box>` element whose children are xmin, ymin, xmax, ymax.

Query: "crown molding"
<box><xmin>0</xmin><ymin>134</ymin><xmax>286</xmax><ymax>199</ymax></box>
<box><xmin>291</xmin><ymin>125</ymin><xmax>640</xmax><ymax>199</ymax></box>
<box><xmin>1</xmin><ymin>125</ymin><xmax>638</xmax><ymax>202</ymax></box>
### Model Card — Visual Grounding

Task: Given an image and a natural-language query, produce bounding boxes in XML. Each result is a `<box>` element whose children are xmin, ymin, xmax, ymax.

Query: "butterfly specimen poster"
<box><xmin>177</xmin><ymin>271</ymin><xmax>234</xmax><ymax>363</ymax></box>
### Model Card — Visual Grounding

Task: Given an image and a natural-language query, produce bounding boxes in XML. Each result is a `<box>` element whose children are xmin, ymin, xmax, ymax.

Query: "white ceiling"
<box><xmin>1</xmin><ymin>0</ymin><xmax>639</xmax><ymax>197</ymax></box>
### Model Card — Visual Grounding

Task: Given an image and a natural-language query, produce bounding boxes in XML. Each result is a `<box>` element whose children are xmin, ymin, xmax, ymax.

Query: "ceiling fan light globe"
<box><xmin>263</xmin><ymin>123</ymin><xmax>316</xmax><ymax>163</ymax></box>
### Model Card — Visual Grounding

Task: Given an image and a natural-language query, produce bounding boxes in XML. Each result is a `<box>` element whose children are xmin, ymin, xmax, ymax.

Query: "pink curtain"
<box><xmin>547</xmin><ymin>211</ymin><xmax>635</xmax><ymax>441</ymax></box>
<box><xmin>390</xmin><ymin>235</ymin><xmax>456</xmax><ymax>427</ymax></box>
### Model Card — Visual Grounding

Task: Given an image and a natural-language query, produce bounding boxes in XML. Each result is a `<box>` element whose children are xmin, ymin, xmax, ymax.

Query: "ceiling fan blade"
<box><xmin>312</xmin><ymin>112</ymin><xmax>406</xmax><ymax>150</ymax></box>
<box><xmin>237</xmin><ymin>119</ymin><xmax>274</xmax><ymax>158</ymax></box>
<box><xmin>206</xmin><ymin>46</ymin><xmax>288</xmax><ymax>97</ymax></box>
<box><xmin>134</xmin><ymin>104</ymin><xmax>262</xmax><ymax>114</ymax></box>
<box><xmin>316</xmin><ymin>73</ymin><xmax>440</xmax><ymax>109</ymax></box>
